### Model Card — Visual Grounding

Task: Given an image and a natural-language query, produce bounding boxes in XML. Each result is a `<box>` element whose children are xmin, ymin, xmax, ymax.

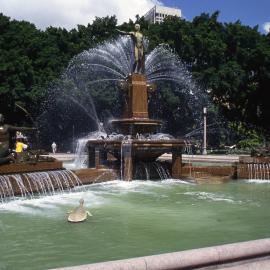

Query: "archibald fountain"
<box><xmin>2</xmin><ymin>23</ymin><xmax>270</xmax><ymax>201</ymax></box>
<box><xmin>0</xmin><ymin>24</ymin><xmax>189</xmax><ymax>199</ymax></box>
<box><xmin>81</xmin><ymin>24</ymin><xmax>187</xmax><ymax>181</ymax></box>
<box><xmin>1</xmin><ymin>25</ymin><xmax>270</xmax><ymax>270</ymax></box>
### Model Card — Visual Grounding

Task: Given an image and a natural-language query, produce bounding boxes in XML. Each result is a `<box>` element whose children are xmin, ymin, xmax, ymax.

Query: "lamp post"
<box><xmin>203</xmin><ymin>107</ymin><xmax>207</xmax><ymax>155</ymax></box>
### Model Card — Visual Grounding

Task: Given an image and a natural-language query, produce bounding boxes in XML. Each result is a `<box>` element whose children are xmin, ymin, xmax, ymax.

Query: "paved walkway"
<box><xmin>48</xmin><ymin>153</ymin><xmax>243</xmax><ymax>163</ymax></box>
<box><xmin>47</xmin><ymin>153</ymin><xmax>75</xmax><ymax>161</ymax></box>
<box><xmin>161</xmin><ymin>154</ymin><xmax>241</xmax><ymax>163</ymax></box>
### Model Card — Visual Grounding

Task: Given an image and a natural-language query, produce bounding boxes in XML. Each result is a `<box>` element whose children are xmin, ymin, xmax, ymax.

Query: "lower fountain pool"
<box><xmin>0</xmin><ymin>179</ymin><xmax>270</xmax><ymax>270</ymax></box>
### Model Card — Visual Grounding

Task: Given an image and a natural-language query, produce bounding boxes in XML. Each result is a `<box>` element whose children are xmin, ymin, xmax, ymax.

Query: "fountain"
<box><xmin>4</xmin><ymin>24</ymin><xmax>262</xmax><ymax>196</ymax></box>
<box><xmin>0</xmin><ymin>113</ymin><xmax>83</xmax><ymax>199</ymax></box>
<box><xmin>86</xmin><ymin>72</ymin><xmax>187</xmax><ymax>181</ymax></box>
<box><xmin>237</xmin><ymin>154</ymin><xmax>270</xmax><ymax>180</ymax></box>
<box><xmin>38</xmin><ymin>26</ymin><xmax>242</xmax><ymax>184</ymax></box>
<box><xmin>1</xmin><ymin>25</ymin><xmax>270</xmax><ymax>270</ymax></box>
<box><xmin>59</xmin><ymin>25</ymin><xmax>198</xmax><ymax>182</ymax></box>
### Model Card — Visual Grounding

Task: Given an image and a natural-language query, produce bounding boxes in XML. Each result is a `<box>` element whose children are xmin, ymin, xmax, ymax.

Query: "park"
<box><xmin>0</xmin><ymin>1</ymin><xmax>270</xmax><ymax>269</ymax></box>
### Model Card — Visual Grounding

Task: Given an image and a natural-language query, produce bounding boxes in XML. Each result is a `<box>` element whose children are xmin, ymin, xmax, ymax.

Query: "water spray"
<box><xmin>15</xmin><ymin>103</ymin><xmax>40</xmax><ymax>149</ymax></box>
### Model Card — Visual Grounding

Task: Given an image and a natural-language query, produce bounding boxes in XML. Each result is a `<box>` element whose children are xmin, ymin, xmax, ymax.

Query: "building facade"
<box><xmin>144</xmin><ymin>5</ymin><xmax>181</xmax><ymax>24</ymax></box>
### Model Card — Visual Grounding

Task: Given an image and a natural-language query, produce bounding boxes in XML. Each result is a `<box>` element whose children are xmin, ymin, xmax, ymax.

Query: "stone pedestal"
<box><xmin>172</xmin><ymin>148</ymin><xmax>182</xmax><ymax>179</ymax></box>
<box><xmin>88</xmin><ymin>147</ymin><xmax>107</xmax><ymax>169</ymax></box>
<box><xmin>123</xmin><ymin>156</ymin><xmax>133</xmax><ymax>181</ymax></box>
<box><xmin>87</xmin><ymin>73</ymin><xmax>187</xmax><ymax>181</ymax></box>
<box><xmin>111</xmin><ymin>74</ymin><xmax>161</xmax><ymax>135</ymax></box>
<box><xmin>127</xmin><ymin>74</ymin><xmax>148</xmax><ymax>118</ymax></box>
<box><xmin>95</xmin><ymin>148</ymin><xmax>101</xmax><ymax>168</ymax></box>
<box><xmin>122</xmin><ymin>142</ymin><xmax>133</xmax><ymax>181</ymax></box>
<box><xmin>88</xmin><ymin>147</ymin><xmax>95</xmax><ymax>168</ymax></box>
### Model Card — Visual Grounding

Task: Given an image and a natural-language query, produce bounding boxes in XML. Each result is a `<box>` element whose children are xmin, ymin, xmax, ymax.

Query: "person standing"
<box><xmin>0</xmin><ymin>113</ymin><xmax>35</xmax><ymax>164</ymax></box>
<box><xmin>51</xmin><ymin>142</ymin><xmax>57</xmax><ymax>154</ymax></box>
<box><xmin>15</xmin><ymin>139</ymin><xmax>28</xmax><ymax>153</ymax></box>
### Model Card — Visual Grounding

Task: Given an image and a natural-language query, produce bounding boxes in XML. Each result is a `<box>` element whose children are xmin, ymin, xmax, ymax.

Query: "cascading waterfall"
<box><xmin>153</xmin><ymin>162</ymin><xmax>171</xmax><ymax>179</ymax></box>
<box><xmin>142</xmin><ymin>162</ymin><xmax>150</xmax><ymax>180</ymax></box>
<box><xmin>184</xmin><ymin>139</ymin><xmax>193</xmax><ymax>178</ymax></box>
<box><xmin>73</xmin><ymin>137</ymin><xmax>90</xmax><ymax>169</ymax></box>
<box><xmin>247</xmin><ymin>163</ymin><xmax>270</xmax><ymax>180</ymax></box>
<box><xmin>134</xmin><ymin>162</ymin><xmax>150</xmax><ymax>180</ymax></box>
<box><xmin>0</xmin><ymin>170</ymin><xmax>84</xmax><ymax>201</ymax></box>
<box><xmin>134</xmin><ymin>162</ymin><xmax>171</xmax><ymax>180</ymax></box>
<box><xmin>120</xmin><ymin>141</ymin><xmax>124</xmax><ymax>180</ymax></box>
<box><xmin>72</xmin><ymin>131</ymin><xmax>107</xmax><ymax>169</ymax></box>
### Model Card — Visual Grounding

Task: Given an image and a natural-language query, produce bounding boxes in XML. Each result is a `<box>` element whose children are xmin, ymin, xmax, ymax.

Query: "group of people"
<box><xmin>0</xmin><ymin>113</ymin><xmax>37</xmax><ymax>165</ymax></box>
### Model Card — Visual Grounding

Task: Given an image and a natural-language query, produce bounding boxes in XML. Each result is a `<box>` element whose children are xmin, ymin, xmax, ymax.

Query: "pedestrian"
<box><xmin>51</xmin><ymin>142</ymin><xmax>57</xmax><ymax>154</ymax></box>
<box><xmin>15</xmin><ymin>138</ymin><xmax>28</xmax><ymax>153</ymax></box>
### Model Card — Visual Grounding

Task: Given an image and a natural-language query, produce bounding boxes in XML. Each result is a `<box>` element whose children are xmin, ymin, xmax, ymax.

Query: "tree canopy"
<box><xmin>0</xmin><ymin>12</ymin><xmax>269</xmax><ymax>150</ymax></box>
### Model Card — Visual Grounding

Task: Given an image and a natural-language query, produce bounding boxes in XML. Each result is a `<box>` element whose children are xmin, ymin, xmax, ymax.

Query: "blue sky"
<box><xmin>162</xmin><ymin>0</ymin><xmax>270</xmax><ymax>32</ymax></box>
<box><xmin>0</xmin><ymin>0</ymin><xmax>269</xmax><ymax>32</ymax></box>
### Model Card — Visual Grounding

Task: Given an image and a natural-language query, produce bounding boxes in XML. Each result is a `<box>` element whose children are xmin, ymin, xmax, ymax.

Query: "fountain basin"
<box><xmin>0</xmin><ymin>170</ymin><xmax>80</xmax><ymax>197</ymax></box>
<box><xmin>53</xmin><ymin>238</ymin><xmax>270</xmax><ymax>270</ymax></box>
<box><xmin>87</xmin><ymin>139</ymin><xmax>186</xmax><ymax>161</ymax></box>
<box><xmin>0</xmin><ymin>161</ymin><xmax>63</xmax><ymax>175</ymax></box>
<box><xmin>0</xmin><ymin>161</ymin><xmax>83</xmax><ymax>198</ymax></box>
<box><xmin>73</xmin><ymin>168</ymin><xmax>118</xmax><ymax>184</ymax></box>
<box><xmin>1</xmin><ymin>180</ymin><xmax>270</xmax><ymax>270</ymax></box>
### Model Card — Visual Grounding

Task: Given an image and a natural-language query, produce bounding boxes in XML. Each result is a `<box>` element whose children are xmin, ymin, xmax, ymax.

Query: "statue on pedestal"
<box><xmin>117</xmin><ymin>24</ymin><xmax>145</xmax><ymax>74</ymax></box>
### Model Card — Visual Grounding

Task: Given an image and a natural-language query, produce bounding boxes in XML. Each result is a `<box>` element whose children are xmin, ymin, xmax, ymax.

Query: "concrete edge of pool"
<box><xmin>51</xmin><ymin>238</ymin><xmax>270</xmax><ymax>270</ymax></box>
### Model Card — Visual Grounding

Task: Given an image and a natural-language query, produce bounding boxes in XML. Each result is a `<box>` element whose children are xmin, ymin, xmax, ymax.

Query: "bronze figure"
<box><xmin>117</xmin><ymin>24</ymin><xmax>145</xmax><ymax>74</ymax></box>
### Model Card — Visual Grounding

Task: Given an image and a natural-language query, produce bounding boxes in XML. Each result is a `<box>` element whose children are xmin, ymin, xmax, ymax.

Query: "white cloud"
<box><xmin>0</xmin><ymin>0</ymin><xmax>162</xmax><ymax>30</ymax></box>
<box><xmin>262</xmin><ymin>22</ymin><xmax>270</xmax><ymax>33</ymax></box>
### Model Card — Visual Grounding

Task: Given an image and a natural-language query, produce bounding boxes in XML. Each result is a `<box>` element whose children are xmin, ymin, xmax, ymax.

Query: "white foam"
<box><xmin>0</xmin><ymin>189</ymin><xmax>105</xmax><ymax>215</ymax></box>
<box><xmin>0</xmin><ymin>179</ymin><xmax>195</xmax><ymax>215</ymax></box>
<box><xmin>183</xmin><ymin>191</ymin><xmax>240</xmax><ymax>204</ymax></box>
<box><xmin>161</xmin><ymin>179</ymin><xmax>195</xmax><ymax>185</ymax></box>
<box><xmin>97</xmin><ymin>179</ymin><xmax>194</xmax><ymax>193</ymax></box>
<box><xmin>244</xmin><ymin>179</ymin><xmax>270</xmax><ymax>184</ymax></box>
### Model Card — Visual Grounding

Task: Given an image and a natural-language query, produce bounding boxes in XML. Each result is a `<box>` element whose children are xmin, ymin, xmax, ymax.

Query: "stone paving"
<box><xmin>47</xmin><ymin>153</ymin><xmax>242</xmax><ymax>163</ymax></box>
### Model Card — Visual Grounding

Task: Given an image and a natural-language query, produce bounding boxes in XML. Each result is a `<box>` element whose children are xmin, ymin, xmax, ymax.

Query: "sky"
<box><xmin>0</xmin><ymin>0</ymin><xmax>269</xmax><ymax>33</ymax></box>
<box><xmin>163</xmin><ymin>0</ymin><xmax>270</xmax><ymax>33</ymax></box>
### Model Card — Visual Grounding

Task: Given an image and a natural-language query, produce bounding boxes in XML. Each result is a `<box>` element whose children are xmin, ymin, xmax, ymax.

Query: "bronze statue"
<box><xmin>0</xmin><ymin>113</ymin><xmax>36</xmax><ymax>165</ymax></box>
<box><xmin>117</xmin><ymin>24</ymin><xmax>145</xmax><ymax>74</ymax></box>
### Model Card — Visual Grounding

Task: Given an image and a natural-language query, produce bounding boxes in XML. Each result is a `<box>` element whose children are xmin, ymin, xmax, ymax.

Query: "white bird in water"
<box><xmin>67</xmin><ymin>198</ymin><xmax>92</xmax><ymax>223</ymax></box>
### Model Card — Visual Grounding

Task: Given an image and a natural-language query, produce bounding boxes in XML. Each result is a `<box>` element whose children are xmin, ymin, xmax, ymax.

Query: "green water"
<box><xmin>0</xmin><ymin>179</ymin><xmax>270</xmax><ymax>270</ymax></box>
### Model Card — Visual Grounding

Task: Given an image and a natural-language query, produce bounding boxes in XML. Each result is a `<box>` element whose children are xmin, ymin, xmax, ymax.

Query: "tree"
<box><xmin>1</xmin><ymin>11</ymin><xmax>270</xmax><ymax>149</ymax></box>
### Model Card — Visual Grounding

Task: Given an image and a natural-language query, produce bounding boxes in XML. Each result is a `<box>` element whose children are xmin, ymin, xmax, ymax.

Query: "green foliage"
<box><xmin>0</xmin><ymin>13</ymin><xmax>117</xmax><ymax>125</ymax></box>
<box><xmin>230</xmin><ymin>122</ymin><xmax>264</xmax><ymax>148</ymax></box>
<box><xmin>237</xmin><ymin>137</ymin><xmax>262</xmax><ymax>149</ymax></box>
<box><xmin>1</xmin><ymin>11</ymin><xmax>270</xmax><ymax>145</ymax></box>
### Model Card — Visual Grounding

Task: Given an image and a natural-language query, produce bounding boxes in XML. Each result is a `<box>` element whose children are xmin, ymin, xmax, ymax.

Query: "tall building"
<box><xmin>143</xmin><ymin>5</ymin><xmax>181</xmax><ymax>24</ymax></box>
